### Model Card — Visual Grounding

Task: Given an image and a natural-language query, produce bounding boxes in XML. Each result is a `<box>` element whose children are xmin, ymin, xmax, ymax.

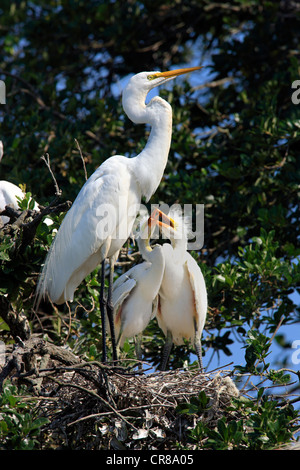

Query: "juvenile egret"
<box><xmin>112</xmin><ymin>209</ymin><xmax>172</xmax><ymax>359</ymax></box>
<box><xmin>156</xmin><ymin>208</ymin><xmax>207</xmax><ymax>371</ymax></box>
<box><xmin>36</xmin><ymin>66</ymin><xmax>202</xmax><ymax>362</ymax></box>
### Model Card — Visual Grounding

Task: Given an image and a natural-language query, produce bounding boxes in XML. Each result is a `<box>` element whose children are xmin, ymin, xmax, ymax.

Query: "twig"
<box><xmin>67</xmin><ymin>402</ymin><xmax>171</xmax><ymax>427</ymax></box>
<box><xmin>0</xmin><ymin>296</ymin><xmax>31</xmax><ymax>343</ymax></box>
<box><xmin>47</xmin><ymin>375</ymin><xmax>138</xmax><ymax>431</ymax></box>
<box><xmin>40</xmin><ymin>153</ymin><xmax>62</xmax><ymax>197</ymax></box>
<box><xmin>192</xmin><ymin>76</ymin><xmax>235</xmax><ymax>92</ymax></box>
<box><xmin>75</xmin><ymin>139</ymin><xmax>88</xmax><ymax>181</ymax></box>
<box><xmin>269</xmin><ymin>315</ymin><xmax>285</xmax><ymax>343</ymax></box>
<box><xmin>240</xmin><ymin>315</ymin><xmax>285</xmax><ymax>393</ymax></box>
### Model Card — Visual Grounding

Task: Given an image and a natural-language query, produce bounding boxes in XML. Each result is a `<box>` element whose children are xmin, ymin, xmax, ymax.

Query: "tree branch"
<box><xmin>0</xmin><ymin>296</ymin><xmax>31</xmax><ymax>341</ymax></box>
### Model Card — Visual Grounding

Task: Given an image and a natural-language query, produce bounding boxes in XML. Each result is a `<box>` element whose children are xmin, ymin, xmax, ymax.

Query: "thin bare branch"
<box><xmin>75</xmin><ymin>138</ymin><xmax>88</xmax><ymax>181</ymax></box>
<box><xmin>192</xmin><ymin>76</ymin><xmax>235</xmax><ymax>92</ymax></box>
<box><xmin>40</xmin><ymin>153</ymin><xmax>62</xmax><ymax>197</ymax></box>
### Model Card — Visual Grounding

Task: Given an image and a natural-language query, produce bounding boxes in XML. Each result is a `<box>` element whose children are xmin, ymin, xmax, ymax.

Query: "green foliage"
<box><xmin>0</xmin><ymin>0</ymin><xmax>299</xmax><ymax>449</ymax></box>
<box><xmin>205</xmin><ymin>228</ymin><xmax>300</xmax><ymax>356</ymax></box>
<box><xmin>176</xmin><ymin>391</ymin><xmax>211</xmax><ymax>416</ymax></box>
<box><xmin>0</xmin><ymin>207</ymin><xmax>58</xmax><ymax>319</ymax></box>
<box><xmin>177</xmin><ymin>391</ymin><xmax>298</xmax><ymax>450</ymax></box>
<box><xmin>0</xmin><ymin>381</ymin><xmax>49</xmax><ymax>450</ymax></box>
<box><xmin>16</xmin><ymin>191</ymin><xmax>36</xmax><ymax>211</ymax></box>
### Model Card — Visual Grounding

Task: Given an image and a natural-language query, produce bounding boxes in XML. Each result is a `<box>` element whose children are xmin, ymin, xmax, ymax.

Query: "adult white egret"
<box><xmin>156</xmin><ymin>208</ymin><xmax>207</xmax><ymax>371</ymax></box>
<box><xmin>36</xmin><ymin>66</ymin><xmax>202</xmax><ymax>362</ymax></box>
<box><xmin>112</xmin><ymin>209</ymin><xmax>172</xmax><ymax>359</ymax></box>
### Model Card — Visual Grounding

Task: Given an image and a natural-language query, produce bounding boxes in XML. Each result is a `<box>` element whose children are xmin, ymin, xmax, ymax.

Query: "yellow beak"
<box><xmin>142</xmin><ymin>209</ymin><xmax>176</xmax><ymax>251</ymax></box>
<box><xmin>149</xmin><ymin>66</ymin><xmax>202</xmax><ymax>81</ymax></box>
<box><xmin>150</xmin><ymin>208</ymin><xmax>176</xmax><ymax>231</ymax></box>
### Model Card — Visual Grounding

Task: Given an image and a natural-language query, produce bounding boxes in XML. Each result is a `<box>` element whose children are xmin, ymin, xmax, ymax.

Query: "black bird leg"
<box><xmin>160</xmin><ymin>329</ymin><xmax>173</xmax><ymax>371</ymax></box>
<box><xmin>99</xmin><ymin>259</ymin><xmax>107</xmax><ymax>363</ymax></box>
<box><xmin>194</xmin><ymin>318</ymin><xmax>204</xmax><ymax>372</ymax></box>
<box><xmin>194</xmin><ymin>337</ymin><xmax>204</xmax><ymax>372</ymax></box>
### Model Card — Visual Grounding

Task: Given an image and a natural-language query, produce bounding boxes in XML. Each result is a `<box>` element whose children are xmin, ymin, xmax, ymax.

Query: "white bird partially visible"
<box><xmin>0</xmin><ymin>141</ymin><xmax>3</xmax><ymax>162</ymax></box>
<box><xmin>0</xmin><ymin>180</ymin><xmax>53</xmax><ymax>227</ymax></box>
<box><xmin>156</xmin><ymin>208</ymin><xmax>207</xmax><ymax>371</ymax></box>
<box><xmin>112</xmin><ymin>209</ymin><xmax>169</xmax><ymax>359</ymax></box>
<box><xmin>36</xmin><ymin>66</ymin><xmax>202</xmax><ymax>362</ymax></box>
<box><xmin>0</xmin><ymin>142</ymin><xmax>52</xmax><ymax>227</ymax></box>
<box><xmin>0</xmin><ymin>142</ymin><xmax>25</xmax><ymax>225</ymax></box>
<box><xmin>0</xmin><ymin>180</ymin><xmax>25</xmax><ymax>225</ymax></box>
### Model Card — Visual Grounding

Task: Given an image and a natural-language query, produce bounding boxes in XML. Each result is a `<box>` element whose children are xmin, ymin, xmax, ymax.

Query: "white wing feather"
<box><xmin>36</xmin><ymin>155</ymin><xmax>141</xmax><ymax>305</ymax></box>
<box><xmin>112</xmin><ymin>262</ymin><xmax>151</xmax><ymax>311</ymax></box>
<box><xmin>185</xmin><ymin>253</ymin><xmax>207</xmax><ymax>335</ymax></box>
<box><xmin>112</xmin><ymin>276</ymin><xmax>138</xmax><ymax>314</ymax></box>
<box><xmin>112</xmin><ymin>244</ymin><xmax>164</xmax><ymax>345</ymax></box>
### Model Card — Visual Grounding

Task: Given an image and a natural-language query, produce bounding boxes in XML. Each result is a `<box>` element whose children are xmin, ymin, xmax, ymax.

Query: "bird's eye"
<box><xmin>147</xmin><ymin>74</ymin><xmax>158</xmax><ymax>81</ymax></box>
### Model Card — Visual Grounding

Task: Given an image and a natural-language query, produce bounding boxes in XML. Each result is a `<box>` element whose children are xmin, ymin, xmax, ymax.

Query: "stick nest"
<box><xmin>1</xmin><ymin>335</ymin><xmax>240</xmax><ymax>450</ymax></box>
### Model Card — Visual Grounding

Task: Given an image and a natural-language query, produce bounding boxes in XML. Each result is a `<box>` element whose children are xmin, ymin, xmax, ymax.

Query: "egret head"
<box><xmin>136</xmin><ymin>209</ymin><xmax>161</xmax><ymax>245</ymax></box>
<box><xmin>122</xmin><ymin>66</ymin><xmax>202</xmax><ymax>123</ymax></box>
<box><xmin>155</xmin><ymin>207</ymin><xmax>191</xmax><ymax>244</ymax></box>
<box><xmin>134</xmin><ymin>208</ymin><xmax>173</xmax><ymax>254</ymax></box>
<box><xmin>127</xmin><ymin>66</ymin><xmax>202</xmax><ymax>94</ymax></box>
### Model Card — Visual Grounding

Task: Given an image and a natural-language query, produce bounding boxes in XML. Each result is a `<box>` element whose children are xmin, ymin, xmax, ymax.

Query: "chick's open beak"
<box><xmin>150</xmin><ymin>208</ymin><xmax>176</xmax><ymax>231</ymax></box>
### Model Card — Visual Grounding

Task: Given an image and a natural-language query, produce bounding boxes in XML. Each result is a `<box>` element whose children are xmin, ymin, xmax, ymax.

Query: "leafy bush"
<box><xmin>0</xmin><ymin>381</ymin><xmax>48</xmax><ymax>450</ymax></box>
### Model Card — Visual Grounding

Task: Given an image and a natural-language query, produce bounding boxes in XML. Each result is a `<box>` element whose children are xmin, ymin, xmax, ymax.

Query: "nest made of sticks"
<box><xmin>0</xmin><ymin>335</ymin><xmax>240</xmax><ymax>450</ymax></box>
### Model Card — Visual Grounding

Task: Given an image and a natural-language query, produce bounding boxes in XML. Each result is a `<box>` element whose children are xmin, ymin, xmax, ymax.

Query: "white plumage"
<box><xmin>0</xmin><ymin>180</ymin><xmax>25</xmax><ymax>224</ymax></box>
<box><xmin>0</xmin><ymin>180</ymin><xmax>52</xmax><ymax>227</ymax></box>
<box><xmin>0</xmin><ymin>141</ymin><xmax>46</xmax><ymax>226</ymax></box>
<box><xmin>37</xmin><ymin>155</ymin><xmax>141</xmax><ymax>304</ymax></box>
<box><xmin>112</xmin><ymin>212</ymin><xmax>165</xmax><ymax>349</ymax></box>
<box><xmin>0</xmin><ymin>141</ymin><xmax>3</xmax><ymax>162</ymax></box>
<box><xmin>156</xmin><ymin>209</ymin><xmax>207</xmax><ymax>370</ymax></box>
<box><xmin>0</xmin><ymin>142</ymin><xmax>25</xmax><ymax>224</ymax></box>
<box><xmin>35</xmin><ymin>66</ymin><xmax>202</xmax><ymax>362</ymax></box>
<box><xmin>110</xmin><ymin>208</ymin><xmax>207</xmax><ymax>370</ymax></box>
<box><xmin>36</xmin><ymin>67</ymin><xmax>201</xmax><ymax>307</ymax></box>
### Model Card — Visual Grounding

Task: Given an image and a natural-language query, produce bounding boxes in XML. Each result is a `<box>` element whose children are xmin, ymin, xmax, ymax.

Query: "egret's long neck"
<box><xmin>136</xmin><ymin>104</ymin><xmax>172</xmax><ymax>201</ymax></box>
<box><xmin>138</xmin><ymin>239</ymin><xmax>165</xmax><ymax>296</ymax></box>
<box><xmin>171</xmin><ymin>232</ymin><xmax>188</xmax><ymax>257</ymax></box>
<box><xmin>123</xmin><ymin>91</ymin><xmax>172</xmax><ymax>202</ymax></box>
